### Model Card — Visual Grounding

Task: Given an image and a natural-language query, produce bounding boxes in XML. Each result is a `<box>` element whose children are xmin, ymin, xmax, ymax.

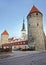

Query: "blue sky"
<box><xmin>0</xmin><ymin>0</ymin><xmax>46</xmax><ymax>38</ymax></box>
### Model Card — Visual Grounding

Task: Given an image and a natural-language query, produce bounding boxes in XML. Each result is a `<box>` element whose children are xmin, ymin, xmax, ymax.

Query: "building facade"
<box><xmin>27</xmin><ymin>6</ymin><xmax>45</xmax><ymax>50</ymax></box>
<box><xmin>0</xmin><ymin>30</ymin><xmax>28</xmax><ymax>50</ymax></box>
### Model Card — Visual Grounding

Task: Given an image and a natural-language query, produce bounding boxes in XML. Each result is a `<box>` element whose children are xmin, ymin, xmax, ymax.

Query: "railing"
<box><xmin>2</xmin><ymin>40</ymin><xmax>28</xmax><ymax>46</ymax></box>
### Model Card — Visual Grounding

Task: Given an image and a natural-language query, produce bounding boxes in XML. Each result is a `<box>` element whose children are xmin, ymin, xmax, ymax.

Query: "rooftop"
<box><xmin>1</xmin><ymin>30</ymin><xmax>9</xmax><ymax>35</ymax></box>
<box><xmin>27</xmin><ymin>5</ymin><xmax>42</xmax><ymax>16</ymax></box>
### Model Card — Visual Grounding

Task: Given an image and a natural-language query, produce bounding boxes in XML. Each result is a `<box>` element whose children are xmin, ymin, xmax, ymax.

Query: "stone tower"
<box><xmin>21</xmin><ymin>19</ymin><xmax>26</xmax><ymax>40</ymax></box>
<box><xmin>27</xmin><ymin>6</ymin><xmax>45</xmax><ymax>50</ymax></box>
<box><xmin>1</xmin><ymin>30</ymin><xmax>9</xmax><ymax>44</ymax></box>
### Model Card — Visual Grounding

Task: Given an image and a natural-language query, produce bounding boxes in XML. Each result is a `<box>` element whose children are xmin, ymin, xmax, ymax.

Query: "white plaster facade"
<box><xmin>1</xmin><ymin>35</ymin><xmax>9</xmax><ymax>44</ymax></box>
<box><xmin>21</xmin><ymin>30</ymin><xmax>26</xmax><ymax>40</ymax></box>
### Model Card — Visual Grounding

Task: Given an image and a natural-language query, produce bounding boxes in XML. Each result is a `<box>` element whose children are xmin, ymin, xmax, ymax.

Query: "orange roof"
<box><xmin>28</xmin><ymin>6</ymin><xmax>42</xmax><ymax>16</ymax></box>
<box><xmin>1</xmin><ymin>30</ymin><xmax>9</xmax><ymax>35</ymax></box>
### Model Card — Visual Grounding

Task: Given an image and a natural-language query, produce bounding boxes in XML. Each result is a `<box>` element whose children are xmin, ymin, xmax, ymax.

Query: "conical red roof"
<box><xmin>28</xmin><ymin>6</ymin><xmax>42</xmax><ymax>16</ymax></box>
<box><xmin>1</xmin><ymin>30</ymin><xmax>9</xmax><ymax>35</ymax></box>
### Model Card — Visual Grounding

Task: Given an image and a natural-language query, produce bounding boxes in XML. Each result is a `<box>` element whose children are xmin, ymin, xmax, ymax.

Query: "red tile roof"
<box><xmin>28</xmin><ymin>6</ymin><xmax>42</xmax><ymax>16</ymax></box>
<box><xmin>1</xmin><ymin>30</ymin><xmax>9</xmax><ymax>35</ymax></box>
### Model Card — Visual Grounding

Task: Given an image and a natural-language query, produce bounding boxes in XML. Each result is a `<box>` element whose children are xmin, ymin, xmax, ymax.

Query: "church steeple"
<box><xmin>21</xmin><ymin>18</ymin><xmax>26</xmax><ymax>40</ymax></box>
<box><xmin>21</xmin><ymin>19</ymin><xmax>26</xmax><ymax>31</ymax></box>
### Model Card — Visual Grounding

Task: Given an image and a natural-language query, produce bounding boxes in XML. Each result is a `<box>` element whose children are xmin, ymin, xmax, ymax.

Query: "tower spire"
<box><xmin>21</xmin><ymin>18</ymin><xmax>26</xmax><ymax>40</ymax></box>
<box><xmin>21</xmin><ymin>18</ymin><xmax>25</xmax><ymax>31</ymax></box>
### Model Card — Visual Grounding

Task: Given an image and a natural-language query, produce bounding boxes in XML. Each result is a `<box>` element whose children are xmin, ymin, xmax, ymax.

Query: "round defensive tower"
<box><xmin>27</xmin><ymin>6</ymin><xmax>45</xmax><ymax>50</ymax></box>
<box><xmin>1</xmin><ymin>30</ymin><xmax>9</xmax><ymax>44</ymax></box>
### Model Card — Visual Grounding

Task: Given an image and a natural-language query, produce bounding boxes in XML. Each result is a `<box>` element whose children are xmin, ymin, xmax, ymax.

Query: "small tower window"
<box><xmin>29</xmin><ymin>14</ymin><xmax>31</xmax><ymax>18</ymax></box>
<box><xmin>30</xmin><ymin>14</ymin><xmax>31</xmax><ymax>17</ymax></box>
<box><xmin>29</xmin><ymin>24</ymin><xmax>30</xmax><ymax>26</ymax></box>
<box><xmin>36</xmin><ymin>13</ymin><xmax>38</xmax><ymax>15</ymax></box>
<box><xmin>37</xmin><ymin>23</ymin><xmax>39</xmax><ymax>26</ymax></box>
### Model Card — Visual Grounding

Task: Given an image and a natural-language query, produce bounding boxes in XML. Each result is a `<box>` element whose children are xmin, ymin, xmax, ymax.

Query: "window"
<box><xmin>29</xmin><ymin>24</ymin><xmax>30</xmax><ymax>26</ymax></box>
<box><xmin>29</xmin><ymin>14</ymin><xmax>31</xmax><ymax>18</ymax></box>
<box><xmin>29</xmin><ymin>14</ymin><xmax>31</xmax><ymax>17</ymax></box>
<box><xmin>37</xmin><ymin>23</ymin><xmax>39</xmax><ymax>26</ymax></box>
<box><xmin>36</xmin><ymin>13</ymin><xmax>38</xmax><ymax>15</ymax></box>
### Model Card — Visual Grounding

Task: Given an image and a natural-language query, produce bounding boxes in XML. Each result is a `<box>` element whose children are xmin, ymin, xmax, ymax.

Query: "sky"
<box><xmin>0</xmin><ymin>0</ymin><xmax>46</xmax><ymax>38</ymax></box>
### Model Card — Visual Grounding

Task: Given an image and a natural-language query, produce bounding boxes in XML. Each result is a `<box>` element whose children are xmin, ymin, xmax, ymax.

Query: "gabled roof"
<box><xmin>27</xmin><ymin>6</ymin><xmax>42</xmax><ymax>16</ymax></box>
<box><xmin>1</xmin><ymin>30</ymin><xmax>9</xmax><ymax>35</ymax></box>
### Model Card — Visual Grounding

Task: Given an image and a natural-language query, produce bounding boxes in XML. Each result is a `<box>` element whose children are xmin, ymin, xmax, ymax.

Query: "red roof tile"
<box><xmin>28</xmin><ymin>6</ymin><xmax>42</xmax><ymax>16</ymax></box>
<box><xmin>1</xmin><ymin>30</ymin><xmax>9</xmax><ymax>35</ymax></box>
